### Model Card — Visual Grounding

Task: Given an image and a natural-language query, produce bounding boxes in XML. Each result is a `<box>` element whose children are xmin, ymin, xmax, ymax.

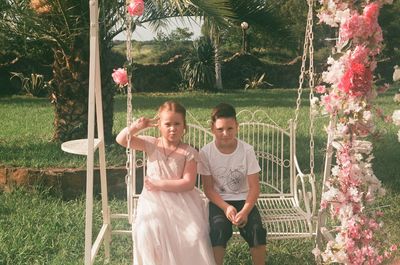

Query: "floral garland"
<box><xmin>313</xmin><ymin>0</ymin><xmax>398</xmax><ymax>264</ymax></box>
<box><xmin>111</xmin><ymin>0</ymin><xmax>144</xmax><ymax>88</ymax></box>
<box><xmin>393</xmin><ymin>67</ymin><xmax>400</xmax><ymax>141</ymax></box>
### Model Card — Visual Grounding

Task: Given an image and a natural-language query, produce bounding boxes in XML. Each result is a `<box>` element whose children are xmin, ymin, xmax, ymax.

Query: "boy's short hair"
<box><xmin>211</xmin><ymin>103</ymin><xmax>237</xmax><ymax>125</ymax></box>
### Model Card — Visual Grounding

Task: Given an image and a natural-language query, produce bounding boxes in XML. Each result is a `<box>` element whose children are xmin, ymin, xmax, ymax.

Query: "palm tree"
<box><xmin>202</xmin><ymin>17</ymin><xmax>223</xmax><ymax>90</ymax></box>
<box><xmin>201</xmin><ymin>0</ymin><xmax>292</xmax><ymax>91</ymax></box>
<box><xmin>1</xmin><ymin>0</ymin><xmax>123</xmax><ymax>142</ymax></box>
<box><xmin>0</xmin><ymin>0</ymin><xmax>235</xmax><ymax>142</ymax></box>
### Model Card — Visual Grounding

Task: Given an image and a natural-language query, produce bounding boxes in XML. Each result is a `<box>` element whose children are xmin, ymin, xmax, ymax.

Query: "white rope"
<box><xmin>125</xmin><ymin>10</ymin><xmax>134</xmax><ymax>224</ymax></box>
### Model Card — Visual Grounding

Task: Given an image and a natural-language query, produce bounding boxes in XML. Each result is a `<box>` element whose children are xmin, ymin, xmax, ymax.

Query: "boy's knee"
<box><xmin>242</xmin><ymin>223</ymin><xmax>267</xmax><ymax>247</ymax></box>
<box><xmin>210</xmin><ymin>223</ymin><xmax>233</xmax><ymax>247</ymax></box>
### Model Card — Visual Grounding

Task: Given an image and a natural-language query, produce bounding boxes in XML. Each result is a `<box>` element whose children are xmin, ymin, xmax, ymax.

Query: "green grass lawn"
<box><xmin>1</xmin><ymin>88</ymin><xmax>399</xmax><ymax>264</ymax></box>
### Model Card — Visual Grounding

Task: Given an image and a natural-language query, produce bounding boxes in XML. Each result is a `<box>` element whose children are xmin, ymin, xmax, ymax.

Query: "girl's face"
<box><xmin>158</xmin><ymin>110</ymin><xmax>185</xmax><ymax>143</ymax></box>
<box><xmin>212</xmin><ymin>117</ymin><xmax>238</xmax><ymax>146</ymax></box>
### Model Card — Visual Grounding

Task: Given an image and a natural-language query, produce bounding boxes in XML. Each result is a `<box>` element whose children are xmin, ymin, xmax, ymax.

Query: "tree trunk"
<box><xmin>51</xmin><ymin>48</ymin><xmax>89</xmax><ymax>142</ymax></box>
<box><xmin>214</xmin><ymin>33</ymin><xmax>223</xmax><ymax>90</ymax></box>
<box><xmin>51</xmin><ymin>42</ymin><xmax>114</xmax><ymax>143</ymax></box>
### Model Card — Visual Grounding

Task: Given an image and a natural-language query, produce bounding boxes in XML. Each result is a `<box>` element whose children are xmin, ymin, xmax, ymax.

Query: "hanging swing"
<box><xmin>62</xmin><ymin>0</ymin><xmax>323</xmax><ymax>264</ymax></box>
<box><xmin>124</xmin><ymin>0</ymin><xmax>318</xmax><ymax>241</ymax></box>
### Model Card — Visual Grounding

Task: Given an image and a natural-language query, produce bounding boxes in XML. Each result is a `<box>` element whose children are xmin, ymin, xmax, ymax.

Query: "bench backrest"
<box><xmin>131</xmin><ymin>110</ymin><xmax>296</xmax><ymax>198</ymax></box>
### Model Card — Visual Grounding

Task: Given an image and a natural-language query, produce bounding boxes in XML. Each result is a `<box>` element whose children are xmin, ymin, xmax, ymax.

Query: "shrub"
<box><xmin>9</xmin><ymin>72</ymin><xmax>50</xmax><ymax>97</ymax></box>
<box><xmin>244</xmin><ymin>73</ymin><xmax>273</xmax><ymax>90</ymax></box>
<box><xmin>181</xmin><ymin>37</ymin><xmax>215</xmax><ymax>91</ymax></box>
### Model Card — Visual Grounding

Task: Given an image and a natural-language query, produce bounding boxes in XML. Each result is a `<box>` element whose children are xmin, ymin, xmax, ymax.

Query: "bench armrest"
<box><xmin>294</xmin><ymin>157</ymin><xmax>317</xmax><ymax>218</ymax></box>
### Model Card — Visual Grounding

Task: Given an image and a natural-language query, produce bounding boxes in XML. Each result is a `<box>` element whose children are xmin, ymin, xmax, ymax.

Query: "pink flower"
<box><xmin>375</xmin><ymin>210</ymin><xmax>384</xmax><ymax>217</ymax></box>
<box><xmin>390</xmin><ymin>244</ymin><xmax>398</xmax><ymax>252</ymax></box>
<box><xmin>363</xmin><ymin>229</ymin><xmax>373</xmax><ymax>240</ymax></box>
<box><xmin>128</xmin><ymin>0</ymin><xmax>144</xmax><ymax>16</ymax></box>
<box><xmin>316</xmin><ymin>85</ymin><xmax>326</xmax><ymax>94</ymax></box>
<box><xmin>351</xmin><ymin>45</ymin><xmax>370</xmax><ymax>65</ymax></box>
<box><xmin>363</xmin><ymin>3</ymin><xmax>380</xmax><ymax>26</ymax></box>
<box><xmin>112</xmin><ymin>68</ymin><xmax>128</xmax><ymax>87</ymax></box>
<box><xmin>338</xmin><ymin>62</ymin><xmax>373</xmax><ymax>97</ymax></box>
<box><xmin>377</xmin><ymin>83</ymin><xmax>390</xmax><ymax>93</ymax></box>
<box><xmin>368</xmin><ymin>219</ymin><xmax>379</xmax><ymax>230</ymax></box>
<box><xmin>339</xmin><ymin>14</ymin><xmax>367</xmax><ymax>45</ymax></box>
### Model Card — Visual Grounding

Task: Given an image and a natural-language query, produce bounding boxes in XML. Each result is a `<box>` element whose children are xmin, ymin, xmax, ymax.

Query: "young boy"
<box><xmin>198</xmin><ymin>103</ymin><xmax>267</xmax><ymax>265</ymax></box>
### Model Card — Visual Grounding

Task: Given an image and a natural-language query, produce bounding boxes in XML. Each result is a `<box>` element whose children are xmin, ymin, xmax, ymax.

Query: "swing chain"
<box><xmin>307</xmin><ymin>0</ymin><xmax>315</xmax><ymax>177</ymax></box>
<box><xmin>294</xmin><ymin>0</ymin><xmax>315</xmax><ymax>177</ymax></box>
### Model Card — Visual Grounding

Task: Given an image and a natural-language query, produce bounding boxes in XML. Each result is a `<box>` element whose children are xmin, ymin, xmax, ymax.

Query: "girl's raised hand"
<box><xmin>131</xmin><ymin>117</ymin><xmax>158</xmax><ymax>131</ymax></box>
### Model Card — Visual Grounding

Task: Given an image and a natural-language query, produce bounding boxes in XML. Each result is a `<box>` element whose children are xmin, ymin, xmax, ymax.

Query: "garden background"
<box><xmin>1</xmin><ymin>0</ymin><xmax>400</xmax><ymax>264</ymax></box>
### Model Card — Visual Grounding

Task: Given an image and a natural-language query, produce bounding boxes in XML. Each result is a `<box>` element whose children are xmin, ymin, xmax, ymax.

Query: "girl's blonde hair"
<box><xmin>158</xmin><ymin>101</ymin><xmax>187</xmax><ymax>127</ymax></box>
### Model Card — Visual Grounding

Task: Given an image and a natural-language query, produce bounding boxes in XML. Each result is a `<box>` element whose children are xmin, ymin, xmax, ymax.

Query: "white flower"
<box><xmin>392</xmin><ymin>110</ymin><xmax>400</xmax><ymax>126</ymax></box>
<box><xmin>312</xmin><ymin>247</ymin><xmax>321</xmax><ymax>257</ymax></box>
<box><xmin>354</xmin><ymin>153</ymin><xmax>363</xmax><ymax>161</ymax></box>
<box><xmin>335</xmin><ymin>9</ymin><xmax>351</xmax><ymax>25</ymax></box>
<box><xmin>331</xmin><ymin>165</ymin><xmax>340</xmax><ymax>176</ymax></box>
<box><xmin>322</xmin><ymin>57</ymin><xmax>345</xmax><ymax>85</ymax></box>
<box><xmin>393</xmin><ymin>93</ymin><xmax>400</xmax><ymax>103</ymax></box>
<box><xmin>334</xmin><ymin>249</ymin><xmax>349</xmax><ymax>264</ymax></box>
<box><xmin>348</xmin><ymin>187</ymin><xmax>361</xmax><ymax>202</ymax></box>
<box><xmin>311</xmin><ymin>96</ymin><xmax>319</xmax><ymax>106</ymax></box>
<box><xmin>322</xmin><ymin>187</ymin><xmax>339</xmax><ymax>201</ymax></box>
<box><xmin>310</xmin><ymin>97</ymin><xmax>320</xmax><ymax>116</ymax></box>
<box><xmin>366</xmin><ymin>154</ymin><xmax>375</xmax><ymax>163</ymax></box>
<box><xmin>393</xmin><ymin>65</ymin><xmax>400</xmax><ymax>82</ymax></box>
<box><xmin>363</xmin><ymin>110</ymin><xmax>372</xmax><ymax>121</ymax></box>
<box><xmin>318</xmin><ymin>13</ymin><xmax>337</xmax><ymax>27</ymax></box>
<box><xmin>353</xmin><ymin>140</ymin><xmax>373</xmax><ymax>154</ymax></box>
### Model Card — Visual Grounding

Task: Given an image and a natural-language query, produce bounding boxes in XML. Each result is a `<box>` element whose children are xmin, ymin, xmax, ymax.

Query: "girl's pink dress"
<box><xmin>133</xmin><ymin>136</ymin><xmax>216</xmax><ymax>265</ymax></box>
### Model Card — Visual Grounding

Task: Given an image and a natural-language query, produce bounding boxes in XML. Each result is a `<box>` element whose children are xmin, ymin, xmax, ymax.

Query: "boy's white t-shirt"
<box><xmin>198</xmin><ymin>139</ymin><xmax>261</xmax><ymax>201</ymax></box>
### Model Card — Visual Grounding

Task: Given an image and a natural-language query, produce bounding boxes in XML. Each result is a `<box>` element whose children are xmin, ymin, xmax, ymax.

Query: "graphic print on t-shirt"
<box><xmin>215</xmin><ymin>165</ymin><xmax>246</xmax><ymax>193</ymax></box>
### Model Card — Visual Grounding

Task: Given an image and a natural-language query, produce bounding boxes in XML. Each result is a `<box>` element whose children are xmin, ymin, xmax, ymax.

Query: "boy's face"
<box><xmin>212</xmin><ymin>117</ymin><xmax>238</xmax><ymax>145</ymax></box>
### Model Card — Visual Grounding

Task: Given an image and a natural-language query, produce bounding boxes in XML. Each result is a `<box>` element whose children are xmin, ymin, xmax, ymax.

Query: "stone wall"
<box><xmin>132</xmin><ymin>55</ymin><xmax>183</xmax><ymax>92</ymax></box>
<box><xmin>221</xmin><ymin>53</ymin><xmax>302</xmax><ymax>89</ymax></box>
<box><xmin>0</xmin><ymin>167</ymin><xmax>143</xmax><ymax>200</ymax></box>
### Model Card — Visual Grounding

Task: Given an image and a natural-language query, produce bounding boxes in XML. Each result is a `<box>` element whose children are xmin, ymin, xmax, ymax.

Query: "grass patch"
<box><xmin>2</xmin><ymin>187</ymin><xmax>397</xmax><ymax>264</ymax></box>
<box><xmin>1</xmin><ymin>88</ymin><xmax>400</xmax><ymax>264</ymax></box>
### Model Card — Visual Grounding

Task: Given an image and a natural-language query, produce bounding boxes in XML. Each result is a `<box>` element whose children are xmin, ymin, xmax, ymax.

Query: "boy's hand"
<box><xmin>233</xmin><ymin>211</ymin><xmax>248</xmax><ymax>228</ymax></box>
<box><xmin>224</xmin><ymin>205</ymin><xmax>237</xmax><ymax>224</ymax></box>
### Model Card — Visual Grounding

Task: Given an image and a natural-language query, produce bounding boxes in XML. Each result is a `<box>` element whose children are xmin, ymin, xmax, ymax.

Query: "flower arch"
<box><xmin>314</xmin><ymin>0</ymin><xmax>398</xmax><ymax>264</ymax></box>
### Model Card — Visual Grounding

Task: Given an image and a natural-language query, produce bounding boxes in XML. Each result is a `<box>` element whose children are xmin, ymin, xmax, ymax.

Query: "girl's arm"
<box><xmin>116</xmin><ymin>117</ymin><xmax>157</xmax><ymax>151</ymax></box>
<box><xmin>144</xmin><ymin>157</ymin><xmax>197</xmax><ymax>192</ymax></box>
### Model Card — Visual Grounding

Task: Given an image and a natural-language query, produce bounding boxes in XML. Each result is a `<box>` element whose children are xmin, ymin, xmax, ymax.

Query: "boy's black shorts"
<box><xmin>208</xmin><ymin>200</ymin><xmax>267</xmax><ymax>248</ymax></box>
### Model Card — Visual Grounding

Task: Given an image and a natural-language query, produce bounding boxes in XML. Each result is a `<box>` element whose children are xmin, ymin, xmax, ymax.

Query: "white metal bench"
<box><xmin>127</xmin><ymin>110</ymin><xmax>317</xmax><ymax>240</ymax></box>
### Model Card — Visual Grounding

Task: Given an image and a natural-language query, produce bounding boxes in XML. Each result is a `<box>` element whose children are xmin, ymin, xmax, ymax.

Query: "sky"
<box><xmin>114</xmin><ymin>17</ymin><xmax>203</xmax><ymax>41</ymax></box>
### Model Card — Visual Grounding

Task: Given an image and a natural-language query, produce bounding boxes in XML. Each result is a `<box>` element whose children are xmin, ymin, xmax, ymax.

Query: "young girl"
<box><xmin>116</xmin><ymin>101</ymin><xmax>216</xmax><ymax>265</ymax></box>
